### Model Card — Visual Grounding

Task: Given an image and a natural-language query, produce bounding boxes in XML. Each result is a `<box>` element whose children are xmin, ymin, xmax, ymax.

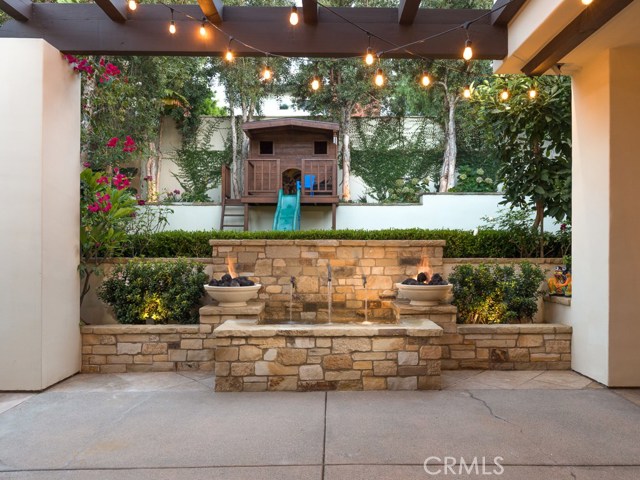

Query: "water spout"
<box><xmin>327</xmin><ymin>262</ymin><xmax>332</xmax><ymax>324</ymax></box>
<box><xmin>362</xmin><ymin>274</ymin><xmax>368</xmax><ymax>324</ymax></box>
<box><xmin>289</xmin><ymin>276</ymin><xmax>296</xmax><ymax>324</ymax></box>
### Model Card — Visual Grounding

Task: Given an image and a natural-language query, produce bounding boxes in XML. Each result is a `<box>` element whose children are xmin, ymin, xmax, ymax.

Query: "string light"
<box><xmin>262</xmin><ymin>64</ymin><xmax>273</xmax><ymax>81</ymax></box>
<box><xmin>311</xmin><ymin>76</ymin><xmax>320</xmax><ymax>91</ymax></box>
<box><xmin>500</xmin><ymin>89</ymin><xmax>509</xmax><ymax>101</ymax></box>
<box><xmin>289</xmin><ymin>6</ymin><xmax>299</xmax><ymax>26</ymax></box>
<box><xmin>169</xmin><ymin>9</ymin><xmax>176</xmax><ymax>35</ymax></box>
<box><xmin>581</xmin><ymin>0</ymin><xmax>593</xmax><ymax>5</ymax></box>
<box><xmin>463</xmin><ymin>39</ymin><xmax>473</xmax><ymax>61</ymax></box>
<box><xmin>199</xmin><ymin>18</ymin><xmax>207</xmax><ymax>37</ymax></box>
<box><xmin>528</xmin><ymin>88</ymin><xmax>538</xmax><ymax>99</ymax></box>
<box><xmin>374</xmin><ymin>68</ymin><xmax>385</xmax><ymax>87</ymax></box>
<box><xmin>128</xmin><ymin>0</ymin><xmax>137</xmax><ymax>11</ymax></box>
<box><xmin>365</xmin><ymin>48</ymin><xmax>375</xmax><ymax>66</ymax></box>
<box><xmin>463</xmin><ymin>86</ymin><xmax>472</xmax><ymax>98</ymax></box>
<box><xmin>420</xmin><ymin>71</ymin><xmax>431</xmax><ymax>87</ymax></box>
<box><xmin>225</xmin><ymin>37</ymin><xmax>234</xmax><ymax>62</ymax></box>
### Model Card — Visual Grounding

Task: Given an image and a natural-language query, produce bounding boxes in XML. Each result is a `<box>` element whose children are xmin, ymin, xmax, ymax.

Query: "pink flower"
<box><xmin>113</xmin><ymin>167</ymin><xmax>120</xmax><ymax>174</ymax></box>
<box><xmin>102</xmin><ymin>202</ymin><xmax>112</xmax><ymax>212</ymax></box>
<box><xmin>82</xmin><ymin>162</ymin><xmax>91</xmax><ymax>168</ymax></box>
<box><xmin>113</xmin><ymin>173</ymin><xmax>130</xmax><ymax>191</ymax></box>
<box><xmin>122</xmin><ymin>136</ymin><xmax>136</xmax><ymax>153</ymax></box>
<box><xmin>87</xmin><ymin>203</ymin><xmax>100</xmax><ymax>213</ymax></box>
<box><xmin>137</xmin><ymin>199</ymin><xmax>146</xmax><ymax>206</ymax></box>
<box><xmin>96</xmin><ymin>176</ymin><xmax>109</xmax><ymax>185</ymax></box>
<box><xmin>64</xmin><ymin>55</ymin><xmax>78</xmax><ymax>64</ymax></box>
<box><xmin>143</xmin><ymin>175</ymin><xmax>153</xmax><ymax>182</ymax></box>
<box><xmin>560</xmin><ymin>223</ymin><xmax>567</xmax><ymax>232</ymax></box>
<box><xmin>106</xmin><ymin>137</ymin><xmax>119</xmax><ymax>148</ymax></box>
<box><xmin>173</xmin><ymin>189</ymin><xmax>181</xmax><ymax>195</ymax></box>
<box><xmin>105</xmin><ymin>63</ymin><xmax>121</xmax><ymax>76</ymax></box>
<box><xmin>99</xmin><ymin>58</ymin><xmax>106</xmax><ymax>67</ymax></box>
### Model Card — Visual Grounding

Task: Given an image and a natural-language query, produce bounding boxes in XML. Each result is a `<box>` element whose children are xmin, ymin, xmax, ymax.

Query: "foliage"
<box><xmin>385</xmin><ymin>177</ymin><xmax>432</xmax><ymax>203</ymax></box>
<box><xmin>98</xmin><ymin>260</ymin><xmax>208</xmax><ymax>324</ymax></box>
<box><xmin>481</xmin><ymin>208</ymin><xmax>540</xmax><ymax>258</ymax></box>
<box><xmin>350</xmin><ymin>117</ymin><xmax>441</xmax><ymax>201</ymax></box>
<box><xmin>169</xmin><ymin>120</ymin><xmax>230</xmax><ymax>201</ymax></box>
<box><xmin>80</xmin><ymin>167</ymin><xmax>137</xmax><ymax>304</ymax></box>
<box><xmin>449</xmin><ymin>262</ymin><xmax>546</xmax><ymax>323</ymax></box>
<box><xmin>120</xmin><ymin>228</ymin><xmax>570</xmax><ymax>259</ymax></box>
<box><xmin>449</xmin><ymin>165</ymin><xmax>497</xmax><ymax>193</ymax></box>
<box><xmin>473</xmin><ymin>75</ymin><xmax>572</xmax><ymax>227</ymax></box>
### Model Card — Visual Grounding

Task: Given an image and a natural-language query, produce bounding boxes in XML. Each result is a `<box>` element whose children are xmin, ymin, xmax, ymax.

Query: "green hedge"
<box><xmin>121</xmin><ymin>228</ymin><xmax>569</xmax><ymax>259</ymax></box>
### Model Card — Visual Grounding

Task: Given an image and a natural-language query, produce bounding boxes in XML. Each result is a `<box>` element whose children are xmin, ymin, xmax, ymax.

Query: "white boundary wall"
<box><xmin>146</xmin><ymin>194</ymin><xmax>560</xmax><ymax>232</ymax></box>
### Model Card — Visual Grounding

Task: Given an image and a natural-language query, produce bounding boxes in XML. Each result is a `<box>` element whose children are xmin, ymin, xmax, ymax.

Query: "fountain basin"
<box><xmin>395</xmin><ymin>283</ymin><xmax>452</xmax><ymax>306</ymax></box>
<box><xmin>204</xmin><ymin>284</ymin><xmax>261</xmax><ymax>307</ymax></box>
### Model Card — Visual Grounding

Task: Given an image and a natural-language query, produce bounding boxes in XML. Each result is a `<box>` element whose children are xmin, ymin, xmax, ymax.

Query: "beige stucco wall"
<box><xmin>0</xmin><ymin>39</ymin><xmax>81</xmax><ymax>390</ymax></box>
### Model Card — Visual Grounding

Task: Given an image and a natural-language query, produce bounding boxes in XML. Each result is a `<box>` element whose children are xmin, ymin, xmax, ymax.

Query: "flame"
<box><xmin>226</xmin><ymin>256</ymin><xmax>238</xmax><ymax>278</ymax></box>
<box><xmin>417</xmin><ymin>256</ymin><xmax>433</xmax><ymax>281</ymax></box>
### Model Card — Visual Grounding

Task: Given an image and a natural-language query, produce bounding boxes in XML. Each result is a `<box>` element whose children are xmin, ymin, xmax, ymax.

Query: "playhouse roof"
<box><xmin>241</xmin><ymin>118</ymin><xmax>340</xmax><ymax>138</ymax></box>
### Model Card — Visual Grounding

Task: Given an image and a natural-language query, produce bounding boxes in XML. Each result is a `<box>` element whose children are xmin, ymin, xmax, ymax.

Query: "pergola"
<box><xmin>1</xmin><ymin>0</ymin><xmax>640</xmax><ymax>391</ymax></box>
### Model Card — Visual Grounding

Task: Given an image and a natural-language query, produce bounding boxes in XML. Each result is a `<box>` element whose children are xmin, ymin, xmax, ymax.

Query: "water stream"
<box><xmin>289</xmin><ymin>276</ymin><xmax>296</xmax><ymax>324</ymax></box>
<box><xmin>327</xmin><ymin>263</ymin><xmax>332</xmax><ymax>324</ymax></box>
<box><xmin>363</xmin><ymin>274</ymin><xmax>369</xmax><ymax>324</ymax></box>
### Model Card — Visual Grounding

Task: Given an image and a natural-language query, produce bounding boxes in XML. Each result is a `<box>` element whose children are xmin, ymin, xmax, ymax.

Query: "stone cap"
<box><xmin>81</xmin><ymin>324</ymin><xmax>201</xmax><ymax>334</ymax></box>
<box><xmin>209</xmin><ymin>239</ymin><xmax>446</xmax><ymax>247</ymax></box>
<box><xmin>457</xmin><ymin>323</ymin><xmax>572</xmax><ymax>335</ymax></box>
<box><xmin>544</xmin><ymin>296</ymin><xmax>572</xmax><ymax>306</ymax></box>
<box><xmin>199</xmin><ymin>302</ymin><xmax>265</xmax><ymax>316</ymax></box>
<box><xmin>213</xmin><ymin>319</ymin><xmax>443</xmax><ymax>338</ymax></box>
<box><xmin>391</xmin><ymin>301</ymin><xmax>458</xmax><ymax>315</ymax></box>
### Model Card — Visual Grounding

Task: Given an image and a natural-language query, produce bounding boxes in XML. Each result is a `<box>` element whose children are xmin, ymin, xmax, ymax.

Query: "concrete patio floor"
<box><xmin>1</xmin><ymin>371</ymin><xmax>639</xmax><ymax>479</ymax></box>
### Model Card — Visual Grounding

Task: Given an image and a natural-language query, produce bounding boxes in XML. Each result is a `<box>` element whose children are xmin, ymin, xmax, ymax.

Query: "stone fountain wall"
<box><xmin>209</xmin><ymin>239</ymin><xmax>445</xmax><ymax>323</ymax></box>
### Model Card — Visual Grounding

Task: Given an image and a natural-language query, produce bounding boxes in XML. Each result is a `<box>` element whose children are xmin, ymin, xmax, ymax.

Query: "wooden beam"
<box><xmin>302</xmin><ymin>0</ymin><xmax>317</xmax><ymax>25</ymax></box>
<box><xmin>0</xmin><ymin>5</ymin><xmax>507</xmax><ymax>59</ymax></box>
<box><xmin>522</xmin><ymin>0</ymin><xmax>633</xmax><ymax>75</ymax></box>
<box><xmin>0</xmin><ymin>0</ymin><xmax>31</xmax><ymax>22</ymax></box>
<box><xmin>197</xmin><ymin>0</ymin><xmax>223</xmax><ymax>24</ymax></box>
<box><xmin>491</xmin><ymin>0</ymin><xmax>527</xmax><ymax>26</ymax></box>
<box><xmin>398</xmin><ymin>0</ymin><xmax>421</xmax><ymax>26</ymax></box>
<box><xmin>94</xmin><ymin>0</ymin><xmax>127</xmax><ymax>24</ymax></box>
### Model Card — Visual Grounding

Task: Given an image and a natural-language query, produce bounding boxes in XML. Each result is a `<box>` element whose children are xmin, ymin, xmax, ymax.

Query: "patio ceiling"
<box><xmin>0</xmin><ymin>0</ymin><xmax>526</xmax><ymax>59</ymax></box>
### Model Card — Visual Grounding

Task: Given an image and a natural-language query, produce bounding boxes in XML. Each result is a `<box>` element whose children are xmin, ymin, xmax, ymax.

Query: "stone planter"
<box><xmin>204</xmin><ymin>284</ymin><xmax>262</xmax><ymax>307</ymax></box>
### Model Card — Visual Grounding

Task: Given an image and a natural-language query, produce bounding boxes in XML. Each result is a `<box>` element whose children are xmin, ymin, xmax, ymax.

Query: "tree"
<box><xmin>473</xmin><ymin>75</ymin><xmax>572</xmax><ymax>255</ymax></box>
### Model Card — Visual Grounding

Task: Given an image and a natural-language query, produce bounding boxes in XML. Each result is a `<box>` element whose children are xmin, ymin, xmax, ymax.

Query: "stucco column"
<box><xmin>572</xmin><ymin>47</ymin><xmax>640</xmax><ymax>386</ymax></box>
<box><xmin>0</xmin><ymin>39</ymin><xmax>81</xmax><ymax>390</ymax></box>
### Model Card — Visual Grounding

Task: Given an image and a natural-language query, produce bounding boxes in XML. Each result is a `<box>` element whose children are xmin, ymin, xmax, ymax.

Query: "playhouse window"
<box><xmin>259</xmin><ymin>141</ymin><xmax>274</xmax><ymax>155</ymax></box>
<box><xmin>314</xmin><ymin>141</ymin><xmax>328</xmax><ymax>155</ymax></box>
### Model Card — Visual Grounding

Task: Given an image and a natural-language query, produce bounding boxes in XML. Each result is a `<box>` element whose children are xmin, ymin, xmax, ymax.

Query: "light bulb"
<box><xmin>365</xmin><ymin>48</ymin><xmax>374</xmax><ymax>66</ymax></box>
<box><xmin>374</xmin><ymin>68</ymin><xmax>384</xmax><ymax>87</ymax></box>
<box><xmin>528</xmin><ymin>88</ymin><xmax>537</xmax><ymax>99</ymax></box>
<box><xmin>420</xmin><ymin>71</ymin><xmax>430</xmax><ymax>87</ymax></box>
<box><xmin>463</xmin><ymin>40</ymin><xmax>473</xmax><ymax>61</ymax></box>
<box><xmin>128</xmin><ymin>0</ymin><xmax>137</xmax><ymax>11</ymax></box>
<box><xmin>169</xmin><ymin>21</ymin><xmax>176</xmax><ymax>35</ymax></box>
<box><xmin>463</xmin><ymin>86</ymin><xmax>471</xmax><ymax>98</ymax></box>
<box><xmin>262</xmin><ymin>66</ymin><xmax>272</xmax><ymax>81</ymax></box>
<box><xmin>225</xmin><ymin>50</ymin><xmax>234</xmax><ymax>62</ymax></box>
<box><xmin>200</xmin><ymin>23</ymin><xmax>206</xmax><ymax>37</ymax></box>
<box><xmin>582</xmin><ymin>0</ymin><xmax>593</xmax><ymax>5</ymax></box>
<box><xmin>500</xmin><ymin>89</ymin><xmax>509</xmax><ymax>101</ymax></box>
<box><xmin>289</xmin><ymin>6</ymin><xmax>299</xmax><ymax>26</ymax></box>
<box><xmin>311</xmin><ymin>77</ymin><xmax>320</xmax><ymax>91</ymax></box>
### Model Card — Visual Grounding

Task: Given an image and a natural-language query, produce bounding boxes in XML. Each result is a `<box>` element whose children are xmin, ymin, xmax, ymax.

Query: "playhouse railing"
<box><xmin>244</xmin><ymin>158</ymin><xmax>281</xmax><ymax>196</ymax></box>
<box><xmin>301</xmin><ymin>159</ymin><xmax>337</xmax><ymax>196</ymax></box>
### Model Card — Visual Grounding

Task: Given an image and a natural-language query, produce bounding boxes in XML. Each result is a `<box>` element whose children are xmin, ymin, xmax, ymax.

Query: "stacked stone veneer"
<box><xmin>81</xmin><ymin>303</ymin><xmax>264</xmax><ymax>373</ymax></box>
<box><xmin>212</xmin><ymin>320</ymin><xmax>443</xmax><ymax>392</ymax></box>
<box><xmin>392</xmin><ymin>301</ymin><xmax>572</xmax><ymax>371</ymax></box>
<box><xmin>209</xmin><ymin>240</ymin><xmax>445</xmax><ymax>323</ymax></box>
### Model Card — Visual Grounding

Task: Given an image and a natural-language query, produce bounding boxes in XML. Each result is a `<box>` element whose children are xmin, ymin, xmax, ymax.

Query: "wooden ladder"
<box><xmin>220</xmin><ymin>165</ymin><xmax>248</xmax><ymax>231</ymax></box>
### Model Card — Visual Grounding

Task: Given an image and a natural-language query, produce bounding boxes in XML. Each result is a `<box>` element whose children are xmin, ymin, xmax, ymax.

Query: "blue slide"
<box><xmin>273</xmin><ymin>182</ymin><xmax>301</xmax><ymax>231</ymax></box>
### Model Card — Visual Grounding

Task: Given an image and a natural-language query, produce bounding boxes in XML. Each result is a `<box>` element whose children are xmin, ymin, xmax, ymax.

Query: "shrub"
<box><xmin>449</xmin><ymin>262</ymin><xmax>546</xmax><ymax>324</ymax></box>
<box><xmin>119</xmin><ymin>228</ymin><xmax>569</xmax><ymax>259</ymax></box>
<box><xmin>98</xmin><ymin>259</ymin><xmax>208</xmax><ymax>324</ymax></box>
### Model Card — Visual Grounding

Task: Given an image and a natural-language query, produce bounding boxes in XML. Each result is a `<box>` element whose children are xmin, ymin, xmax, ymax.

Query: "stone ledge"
<box><xmin>214</xmin><ymin>319</ymin><xmax>443</xmax><ymax>338</ymax></box>
<box><xmin>391</xmin><ymin>301</ymin><xmax>457</xmax><ymax>316</ymax></box>
<box><xmin>544</xmin><ymin>296</ymin><xmax>572</xmax><ymax>306</ymax></box>
<box><xmin>199</xmin><ymin>302</ymin><xmax>265</xmax><ymax>316</ymax></box>
<box><xmin>209</xmin><ymin>239</ymin><xmax>446</xmax><ymax>247</ymax></box>
<box><xmin>457</xmin><ymin>324</ymin><xmax>572</xmax><ymax>335</ymax></box>
<box><xmin>81</xmin><ymin>324</ymin><xmax>201</xmax><ymax>334</ymax></box>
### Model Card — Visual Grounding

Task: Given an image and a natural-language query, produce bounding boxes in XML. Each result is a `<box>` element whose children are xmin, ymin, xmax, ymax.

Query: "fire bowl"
<box><xmin>204</xmin><ymin>284</ymin><xmax>262</xmax><ymax>307</ymax></box>
<box><xmin>395</xmin><ymin>283</ymin><xmax>452</xmax><ymax>306</ymax></box>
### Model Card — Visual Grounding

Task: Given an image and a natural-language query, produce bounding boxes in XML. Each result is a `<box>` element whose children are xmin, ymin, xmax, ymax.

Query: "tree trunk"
<box><xmin>145</xmin><ymin>141</ymin><xmax>160</xmax><ymax>202</ymax></box>
<box><xmin>229</xmin><ymin>108</ymin><xmax>241</xmax><ymax>199</ymax></box>
<box><xmin>439</xmin><ymin>92</ymin><xmax>458</xmax><ymax>192</ymax></box>
<box><xmin>340</xmin><ymin>107</ymin><xmax>352</xmax><ymax>201</ymax></box>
